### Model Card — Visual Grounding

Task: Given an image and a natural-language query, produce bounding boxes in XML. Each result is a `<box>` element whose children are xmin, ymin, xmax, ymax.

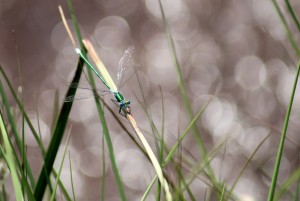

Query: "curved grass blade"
<box><xmin>33</xmin><ymin>56</ymin><xmax>84</xmax><ymax>201</ymax></box>
<box><xmin>127</xmin><ymin>114</ymin><xmax>172</xmax><ymax>201</ymax></box>
<box><xmin>82</xmin><ymin>39</ymin><xmax>117</xmax><ymax>92</ymax></box>
<box><xmin>268</xmin><ymin>62</ymin><xmax>300</xmax><ymax>201</ymax></box>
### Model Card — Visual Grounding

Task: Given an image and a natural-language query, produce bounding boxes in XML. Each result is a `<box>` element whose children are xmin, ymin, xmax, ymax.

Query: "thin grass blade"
<box><xmin>33</xmin><ymin>57</ymin><xmax>84</xmax><ymax>200</ymax></box>
<box><xmin>50</xmin><ymin>127</ymin><xmax>71</xmax><ymax>201</ymax></box>
<box><xmin>267</xmin><ymin>62</ymin><xmax>300</xmax><ymax>201</ymax></box>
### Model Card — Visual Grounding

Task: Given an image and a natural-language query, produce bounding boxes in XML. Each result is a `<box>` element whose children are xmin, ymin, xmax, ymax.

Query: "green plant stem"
<box><xmin>272</xmin><ymin>0</ymin><xmax>300</xmax><ymax>57</ymax></box>
<box><xmin>285</xmin><ymin>0</ymin><xmax>300</xmax><ymax>33</ymax></box>
<box><xmin>157</xmin><ymin>0</ymin><xmax>217</xmax><ymax>188</ymax></box>
<box><xmin>267</xmin><ymin>62</ymin><xmax>300</xmax><ymax>201</ymax></box>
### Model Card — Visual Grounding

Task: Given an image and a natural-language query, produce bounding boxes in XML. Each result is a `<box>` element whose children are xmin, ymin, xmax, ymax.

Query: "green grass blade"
<box><xmin>68</xmin><ymin>152</ymin><xmax>76</xmax><ymax>201</ymax></box>
<box><xmin>226</xmin><ymin>133</ymin><xmax>271</xmax><ymax>200</ymax></box>
<box><xmin>163</xmin><ymin>97</ymin><xmax>212</xmax><ymax>166</ymax></box>
<box><xmin>0</xmin><ymin>110</ymin><xmax>23</xmax><ymax>201</ymax></box>
<box><xmin>274</xmin><ymin>167</ymin><xmax>300</xmax><ymax>200</ymax></box>
<box><xmin>0</xmin><ymin>66</ymin><xmax>45</xmax><ymax>157</ymax></box>
<box><xmin>267</xmin><ymin>62</ymin><xmax>300</xmax><ymax>201</ymax></box>
<box><xmin>158</xmin><ymin>0</ymin><xmax>217</xmax><ymax>188</ymax></box>
<box><xmin>295</xmin><ymin>178</ymin><xmax>300</xmax><ymax>201</ymax></box>
<box><xmin>50</xmin><ymin>129</ymin><xmax>71</xmax><ymax>201</ymax></box>
<box><xmin>141</xmin><ymin>175</ymin><xmax>157</xmax><ymax>201</ymax></box>
<box><xmin>272</xmin><ymin>0</ymin><xmax>300</xmax><ymax>57</ymax></box>
<box><xmin>0</xmin><ymin>68</ymin><xmax>36</xmax><ymax>187</ymax></box>
<box><xmin>89</xmin><ymin>73</ymin><xmax>127</xmax><ymax>201</ymax></box>
<box><xmin>33</xmin><ymin>57</ymin><xmax>84</xmax><ymax>200</ymax></box>
<box><xmin>101</xmin><ymin>135</ymin><xmax>105</xmax><ymax>201</ymax></box>
<box><xmin>285</xmin><ymin>0</ymin><xmax>300</xmax><ymax>33</ymax></box>
<box><xmin>50</xmin><ymin>90</ymin><xmax>59</xmax><ymax>132</ymax></box>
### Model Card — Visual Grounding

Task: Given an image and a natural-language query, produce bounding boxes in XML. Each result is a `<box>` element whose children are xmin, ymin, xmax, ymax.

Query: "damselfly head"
<box><xmin>123</xmin><ymin>105</ymin><xmax>131</xmax><ymax>115</ymax></box>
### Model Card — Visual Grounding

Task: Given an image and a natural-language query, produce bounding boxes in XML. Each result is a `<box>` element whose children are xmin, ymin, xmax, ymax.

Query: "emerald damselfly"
<box><xmin>66</xmin><ymin>41</ymin><xmax>134</xmax><ymax>117</ymax></box>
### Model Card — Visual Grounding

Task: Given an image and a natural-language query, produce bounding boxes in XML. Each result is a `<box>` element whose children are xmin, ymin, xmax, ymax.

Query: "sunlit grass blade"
<box><xmin>267</xmin><ymin>62</ymin><xmax>300</xmax><ymax>201</ymax></box>
<box><xmin>82</xmin><ymin>39</ymin><xmax>118</xmax><ymax>92</ymax></box>
<box><xmin>127</xmin><ymin>114</ymin><xmax>172</xmax><ymax>201</ymax></box>
<box><xmin>0</xmin><ymin>110</ymin><xmax>23</xmax><ymax>201</ymax></box>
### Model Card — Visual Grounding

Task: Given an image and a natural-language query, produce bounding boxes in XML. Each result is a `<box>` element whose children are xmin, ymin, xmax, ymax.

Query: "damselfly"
<box><xmin>59</xmin><ymin>7</ymin><xmax>134</xmax><ymax>117</ymax></box>
<box><xmin>69</xmin><ymin>42</ymin><xmax>134</xmax><ymax>116</ymax></box>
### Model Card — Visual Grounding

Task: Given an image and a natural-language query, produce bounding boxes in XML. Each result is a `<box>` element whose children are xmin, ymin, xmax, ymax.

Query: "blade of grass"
<box><xmin>163</xmin><ymin>97</ymin><xmax>212</xmax><ymax>166</ymax></box>
<box><xmin>141</xmin><ymin>175</ymin><xmax>158</xmax><ymax>201</ymax></box>
<box><xmin>294</xmin><ymin>177</ymin><xmax>300</xmax><ymax>201</ymax></box>
<box><xmin>226</xmin><ymin>133</ymin><xmax>271</xmax><ymax>201</ymax></box>
<box><xmin>33</xmin><ymin>57</ymin><xmax>84</xmax><ymax>200</ymax></box>
<box><xmin>63</xmin><ymin>1</ymin><xmax>127</xmax><ymax>200</ymax></box>
<box><xmin>50</xmin><ymin>127</ymin><xmax>71</xmax><ymax>201</ymax></box>
<box><xmin>267</xmin><ymin>61</ymin><xmax>300</xmax><ymax>201</ymax></box>
<box><xmin>274</xmin><ymin>167</ymin><xmax>300</xmax><ymax>200</ymax></box>
<box><xmin>1</xmin><ymin>66</ymin><xmax>71</xmax><ymax>200</ymax></box>
<box><xmin>285</xmin><ymin>0</ymin><xmax>300</xmax><ymax>33</ymax></box>
<box><xmin>0</xmin><ymin>67</ymin><xmax>35</xmax><ymax>187</ymax></box>
<box><xmin>101</xmin><ymin>134</ymin><xmax>105</xmax><ymax>201</ymax></box>
<box><xmin>0</xmin><ymin>110</ymin><xmax>23</xmax><ymax>201</ymax></box>
<box><xmin>272</xmin><ymin>0</ymin><xmax>300</xmax><ymax>57</ymax></box>
<box><xmin>68</xmin><ymin>152</ymin><xmax>76</xmax><ymax>201</ymax></box>
<box><xmin>127</xmin><ymin>114</ymin><xmax>172</xmax><ymax>201</ymax></box>
<box><xmin>158</xmin><ymin>0</ymin><xmax>217</xmax><ymax>189</ymax></box>
<box><xmin>13</xmin><ymin>31</ymin><xmax>26</xmax><ymax>198</ymax></box>
<box><xmin>50</xmin><ymin>90</ymin><xmax>59</xmax><ymax>132</ymax></box>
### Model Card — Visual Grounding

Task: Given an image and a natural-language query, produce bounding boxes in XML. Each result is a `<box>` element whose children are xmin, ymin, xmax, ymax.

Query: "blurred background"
<box><xmin>1</xmin><ymin>0</ymin><xmax>300</xmax><ymax>200</ymax></box>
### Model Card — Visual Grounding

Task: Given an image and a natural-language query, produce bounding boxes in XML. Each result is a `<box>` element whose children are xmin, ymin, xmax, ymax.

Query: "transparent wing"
<box><xmin>66</xmin><ymin>82</ymin><xmax>108</xmax><ymax>92</ymax></box>
<box><xmin>65</xmin><ymin>83</ymin><xmax>111</xmax><ymax>102</ymax></box>
<box><xmin>65</xmin><ymin>92</ymin><xmax>94</xmax><ymax>102</ymax></box>
<box><xmin>64</xmin><ymin>91</ymin><xmax>111</xmax><ymax>102</ymax></box>
<box><xmin>117</xmin><ymin>46</ymin><xmax>134</xmax><ymax>89</ymax></box>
